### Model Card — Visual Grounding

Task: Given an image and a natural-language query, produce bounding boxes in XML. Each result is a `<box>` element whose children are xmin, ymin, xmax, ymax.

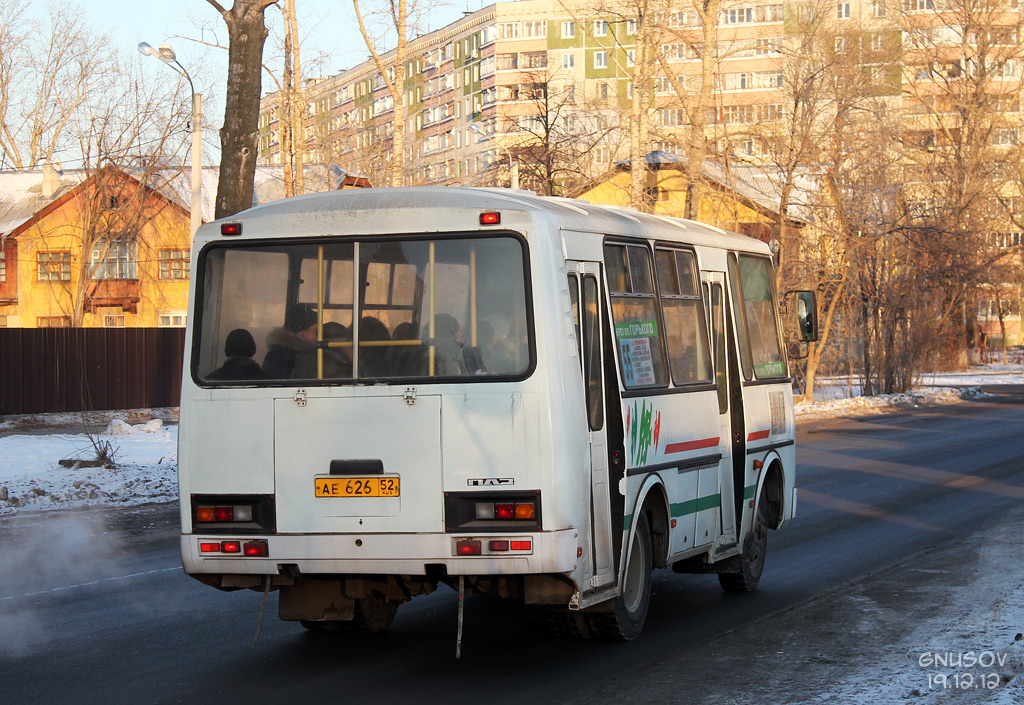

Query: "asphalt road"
<box><xmin>2</xmin><ymin>387</ymin><xmax>1023</xmax><ymax>705</ymax></box>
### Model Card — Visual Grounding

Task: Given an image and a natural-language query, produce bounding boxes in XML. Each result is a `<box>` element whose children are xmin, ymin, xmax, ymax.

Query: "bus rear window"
<box><xmin>194</xmin><ymin>235</ymin><xmax>531</xmax><ymax>384</ymax></box>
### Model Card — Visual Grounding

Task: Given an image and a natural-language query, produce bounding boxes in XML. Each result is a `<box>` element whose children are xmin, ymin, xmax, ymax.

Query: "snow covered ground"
<box><xmin>0</xmin><ymin>412</ymin><xmax>178</xmax><ymax>516</ymax></box>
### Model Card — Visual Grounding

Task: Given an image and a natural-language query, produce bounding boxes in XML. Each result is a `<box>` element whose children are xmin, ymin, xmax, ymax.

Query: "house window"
<box><xmin>159</xmin><ymin>249</ymin><xmax>190</xmax><ymax>280</ymax></box>
<box><xmin>594</xmin><ymin>51</ymin><xmax>608</xmax><ymax>69</ymax></box>
<box><xmin>91</xmin><ymin>240</ymin><xmax>137</xmax><ymax>280</ymax></box>
<box><xmin>627</xmin><ymin>19</ymin><xmax>637</xmax><ymax>35</ymax></box>
<box><xmin>600</xmin><ymin>82</ymin><xmax>609</xmax><ymax>99</ymax></box>
<box><xmin>594</xmin><ymin>20</ymin><xmax>608</xmax><ymax>37</ymax></box>
<box><xmin>37</xmin><ymin>316</ymin><xmax>71</xmax><ymax>327</ymax></box>
<box><xmin>158</xmin><ymin>311</ymin><xmax>187</xmax><ymax>328</ymax></box>
<box><xmin>561</xmin><ymin>21</ymin><xmax>575</xmax><ymax>38</ymax></box>
<box><xmin>872</xmin><ymin>0</ymin><xmax>886</xmax><ymax>16</ymax></box>
<box><xmin>524</xmin><ymin>20</ymin><xmax>546</xmax><ymax>37</ymax></box>
<box><xmin>103</xmin><ymin>314</ymin><xmax>126</xmax><ymax>328</ymax></box>
<box><xmin>0</xmin><ymin>248</ymin><xmax>5</xmax><ymax>282</ymax></box>
<box><xmin>595</xmin><ymin>146</ymin><xmax>610</xmax><ymax>163</ymax></box>
<box><xmin>627</xmin><ymin>49</ymin><xmax>635</xmax><ymax>67</ymax></box>
<box><xmin>562</xmin><ymin>53</ymin><xmax>575</xmax><ymax>69</ymax></box>
<box><xmin>837</xmin><ymin>2</ymin><xmax>851</xmax><ymax>18</ymax></box>
<box><xmin>37</xmin><ymin>251</ymin><xmax>71</xmax><ymax>281</ymax></box>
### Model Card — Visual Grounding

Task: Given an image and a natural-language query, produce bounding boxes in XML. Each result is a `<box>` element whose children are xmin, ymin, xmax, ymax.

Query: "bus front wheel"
<box><xmin>589</xmin><ymin>511</ymin><xmax>652</xmax><ymax>640</ymax></box>
<box><xmin>718</xmin><ymin>493</ymin><xmax>768</xmax><ymax>593</ymax></box>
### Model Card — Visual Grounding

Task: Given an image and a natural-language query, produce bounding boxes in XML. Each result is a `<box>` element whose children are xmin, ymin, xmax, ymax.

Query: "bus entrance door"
<box><xmin>707</xmin><ymin>273</ymin><xmax>738</xmax><ymax>546</ymax></box>
<box><xmin>570</xmin><ymin>263</ymin><xmax>616</xmax><ymax>588</ymax></box>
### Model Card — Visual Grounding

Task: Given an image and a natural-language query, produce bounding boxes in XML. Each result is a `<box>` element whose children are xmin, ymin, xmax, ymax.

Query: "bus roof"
<box><xmin>206</xmin><ymin>186</ymin><xmax>772</xmax><ymax>255</ymax></box>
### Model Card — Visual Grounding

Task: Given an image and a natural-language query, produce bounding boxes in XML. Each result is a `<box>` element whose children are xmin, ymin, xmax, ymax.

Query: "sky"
<box><xmin>91</xmin><ymin>0</ymin><xmax>488</xmax><ymax>89</ymax></box>
<box><xmin>68</xmin><ymin>0</ymin><xmax>486</xmax><ymax>164</ymax></box>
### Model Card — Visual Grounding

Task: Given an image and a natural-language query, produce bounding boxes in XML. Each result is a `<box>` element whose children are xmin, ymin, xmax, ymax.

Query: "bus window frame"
<box><xmin>728</xmin><ymin>252</ymin><xmax>789</xmax><ymax>384</ymax></box>
<box><xmin>190</xmin><ymin>230</ymin><xmax>537</xmax><ymax>388</ymax></box>
<box><xmin>602</xmin><ymin>238</ymin><xmax>671</xmax><ymax>393</ymax></box>
<box><xmin>653</xmin><ymin>244</ymin><xmax>714</xmax><ymax>388</ymax></box>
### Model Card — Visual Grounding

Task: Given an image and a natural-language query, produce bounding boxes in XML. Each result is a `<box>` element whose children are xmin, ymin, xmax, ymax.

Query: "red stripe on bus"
<box><xmin>665</xmin><ymin>437</ymin><xmax>720</xmax><ymax>454</ymax></box>
<box><xmin>747</xmin><ymin>430</ymin><xmax>770</xmax><ymax>442</ymax></box>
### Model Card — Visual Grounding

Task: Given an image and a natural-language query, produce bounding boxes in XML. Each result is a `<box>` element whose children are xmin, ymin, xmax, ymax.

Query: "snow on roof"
<box><xmin>0</xmin><ymin>164</ymin><xmax>338</xmax><ymax>236</ymax></box>
<box><xmin>0</xmin><ymin>170</ymin><xmax>86</xmax><ymax>236</ymax></box>
<box><xmin>148</xmin><ymin>163</ymin><xmax>336</xmax><ymax>223</ymax></box>
<box><xmin>613</xmin><ymin>151</ymin><xmax>817</xmax><ymax>224</ymax></box>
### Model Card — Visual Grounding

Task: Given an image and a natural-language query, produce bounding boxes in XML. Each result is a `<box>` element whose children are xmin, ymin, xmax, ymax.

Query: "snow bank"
<box><xmin>0</xmin><ymin>419</ymin><xmax>177</xmax><ymax>516</ymax></box>
<box><xmin>796</xmin><ymin>386</ymin><xmax>985</xmax><ymax>420</ymax></box>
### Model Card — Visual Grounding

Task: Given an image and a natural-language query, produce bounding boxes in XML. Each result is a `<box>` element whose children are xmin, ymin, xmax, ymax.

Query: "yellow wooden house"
<box><xmin>0</xmin><ymin>164</ymin><xmax>343</xmax><ymax>328</ymax></box>
<box><xmin>575</xmin><ymin>151</ymin><xmax>809</xmax><ymax>243</ymax></box>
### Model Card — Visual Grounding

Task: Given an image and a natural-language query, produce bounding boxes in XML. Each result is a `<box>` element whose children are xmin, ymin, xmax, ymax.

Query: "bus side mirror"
<box><xmin>794</xmin><ymin>290</ymin><xmax>819</xmax><ymax>343</ymax></box>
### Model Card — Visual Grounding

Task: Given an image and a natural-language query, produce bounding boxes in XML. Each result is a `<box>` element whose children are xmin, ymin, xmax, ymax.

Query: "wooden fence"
<box><xmin>0</xmin><ymin>328</ymin><xmax>186</xmax><ymax>415</ymax></box>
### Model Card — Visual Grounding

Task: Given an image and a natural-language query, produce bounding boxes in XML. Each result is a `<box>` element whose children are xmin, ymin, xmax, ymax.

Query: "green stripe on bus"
<box><xmin>744</xmin><ymin>484</ymin><xmax>757</xmax><ymax>500</ymax></box>
<box><xmin>670</xmin><ymin>493</ymin><xmax>722</xmax><ymax>518</ymax></box>
<box><xmin>623</xmin><ymin>514</ymin><xmax>632</xmax><ymax>532</ymax></box>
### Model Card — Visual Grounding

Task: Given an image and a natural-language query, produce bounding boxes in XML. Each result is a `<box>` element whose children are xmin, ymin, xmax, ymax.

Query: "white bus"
<box><xmin>179</xmin><ymin>187</ymin><xmax>816</xmax><ymax>640</ymax></box>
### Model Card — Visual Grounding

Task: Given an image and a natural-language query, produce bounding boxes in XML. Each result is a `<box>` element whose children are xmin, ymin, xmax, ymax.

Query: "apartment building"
<box><xmin>257</xmin><ymin>1</ymin><xmax>1021</xmax><ymax>195</ymax></box>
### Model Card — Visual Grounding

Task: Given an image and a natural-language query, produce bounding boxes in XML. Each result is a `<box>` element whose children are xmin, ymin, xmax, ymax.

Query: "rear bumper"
<box><xmin>181</xmin><ymin>529</ymin><xmax>579</xmax><ymax>576</ymax></box>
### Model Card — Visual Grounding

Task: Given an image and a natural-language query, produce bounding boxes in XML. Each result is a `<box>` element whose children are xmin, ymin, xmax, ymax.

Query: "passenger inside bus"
<box><xmin>291</xmin><ymin>321</ymin><xmax>352</xmax><ymax>379</ymax></box>
<box><xmin>263</xmin><ymin>303</ymin><xmax>318</xmax><ymax>378</ymax></box>
<box><xmin>430</xmin><ymin>313</ymin><xmax>466</xmax><ymax>376</ymax></box>
<box><xmin>207</xmin><ymin>328</ymin><xmax>270</xmax><ymax>381</ymax></box>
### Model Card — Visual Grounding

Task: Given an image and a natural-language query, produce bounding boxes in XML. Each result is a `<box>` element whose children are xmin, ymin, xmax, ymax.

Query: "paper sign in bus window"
<box><xmin>615</xmin><ymin>321</ymin><xmax>658</xmax><ymax>387</ymax></box>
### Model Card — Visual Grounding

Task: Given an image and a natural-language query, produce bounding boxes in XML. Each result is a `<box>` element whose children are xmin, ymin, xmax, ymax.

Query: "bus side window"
<box><xmin>735</xmin><ymin>255</ymin><xmax>787</xmax><ymax>379</ymax></box>
<box><xmin>727</xmin><ymin>253</ymin><xmax>754</xmax><ymax>381</ymax></box>
<box><xmin>568</xmin><ymin>273</ymin><xmax>581</xmax><ymax>372</ymax></box>
<box><xmin>583</xmin><ymin>275</ymin><xmax>604</xmax><ymax>431</ymax></box>
<box><xmin>711</xmin><ymin>283</ymin><xmax>728</xmax><ymax>414</ymax></box>
<box><xmin>654</xmin><ymin>248</ymin><xmax>713</xmax><ymax>386</ymax></box>
<box><xmin>603</xmin><ymin>243</ymin><xmax>669</xmax><ymax>389</ymax></box>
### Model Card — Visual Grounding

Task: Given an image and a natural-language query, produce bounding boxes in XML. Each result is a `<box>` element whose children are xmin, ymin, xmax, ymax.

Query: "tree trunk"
<box><xmin>206</xmin><ymin>0</ymin><xmax>276</xmax><ymax>219</ymax></box>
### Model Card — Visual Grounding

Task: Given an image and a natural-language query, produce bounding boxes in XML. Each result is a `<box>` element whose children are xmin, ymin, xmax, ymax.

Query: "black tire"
<box><xmin>588</xmin><ymin>511</ymin><xmax>652</xmax><ymax>641</ymax></box>
<box><xmin>299</xmin><ymin>595</ymin><xmax>399</xmax><ymax>633</ymax></box>
<box><xmin>351</xmin><ymin>595</ymin><xmax>399</xmax><ymax>632</ymax></box>
<box><xmin>719</xmin><ymin>492</ymin><xmax>768</xmax><ymax>593</ymax></box>
<box><xmin>544</xmin><ymin>609</ymin><xmax>594</xmax><ymax>639</ymax></box>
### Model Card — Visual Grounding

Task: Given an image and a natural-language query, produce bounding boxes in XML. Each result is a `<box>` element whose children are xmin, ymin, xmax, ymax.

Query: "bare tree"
<box><xmin>0</xmin><ymin>0</ymin><xmax>113</xmax><ymax>169</ymax></box>
<box><xmin>204</xmin><ymin>0</ymin><xmax>279</xmax><ymax>218</ymax></box>
<box><xmin>351</xmin><ymin>0</ymin><xmax>414</xmax><ymax>187</ymax></box>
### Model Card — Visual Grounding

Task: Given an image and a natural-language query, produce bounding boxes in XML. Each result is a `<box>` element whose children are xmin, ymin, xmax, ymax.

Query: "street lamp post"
<box><xmin>139</xmin><ymin>42</ymin><xmax>202</xmax><ymax>236</ymax></box>
<box><xmin>467</xmin><ymin>123</ymin><xmax>519</xmax><ymax>190</ymax></box>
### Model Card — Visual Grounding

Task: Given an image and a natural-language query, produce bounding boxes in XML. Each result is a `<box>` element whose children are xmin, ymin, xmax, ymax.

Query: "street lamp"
<box><xmin>468</xmin><ymin>123</ymin><xmax>519</xmax><ymax>190</ymax></box>
<box><xmin>139</xmin><ymin>41</ymin><xmax>202</xmax><ymax>236</ymax></box>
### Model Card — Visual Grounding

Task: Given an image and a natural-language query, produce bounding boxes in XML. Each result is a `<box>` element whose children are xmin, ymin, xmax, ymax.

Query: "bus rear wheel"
<box><xmin>588</xmin><ymin>511</ymin><xmax>652</xmax><ymax>641</ymax></box>
<box><xmin>719</xmin><ymin>492</ymin><xmax>768</xmax><ymax>593</ymax></box>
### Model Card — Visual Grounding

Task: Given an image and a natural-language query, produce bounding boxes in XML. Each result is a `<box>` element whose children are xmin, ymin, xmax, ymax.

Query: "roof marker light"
<box><xmin>221</xmin><ymin>222</ymin><xmax>242</xmax><ymax>236</ymax></box>
<box><xmin>479</xmin><ymin>212</ymin><xmax>500</xmax><ymax>225</ymax></box>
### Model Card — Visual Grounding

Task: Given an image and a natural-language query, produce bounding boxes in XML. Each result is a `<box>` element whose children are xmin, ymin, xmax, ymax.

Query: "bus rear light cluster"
<box><xmin>454</xmin><ymin>538</ymin><xmax>533</xmax><ymax>556</ymax></box>
<box><xmin>475</xmin><ymin>501</ymin><xmax>535</xmax><ymax>521</ymax></box>
<box><xmin>196</xmin><ymin>504</ymin><xmax>254</xmax><ymax>523</ymax></box>
<box><xmin>199</xmin><ymin>539</ymin><xmax>269</xmax><ymax>557</ymax></box>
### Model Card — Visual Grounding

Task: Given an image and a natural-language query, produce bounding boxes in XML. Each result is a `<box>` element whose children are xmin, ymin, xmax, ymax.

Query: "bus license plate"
<box><xmin>315</xmin><ymin>477</ymin><xmax>400</xmax><ymax>498</ymax></box>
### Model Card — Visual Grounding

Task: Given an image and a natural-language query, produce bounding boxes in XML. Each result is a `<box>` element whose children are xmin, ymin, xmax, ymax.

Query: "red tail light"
<box><xmin>214</xmin><ymin>506</ymin><xmax>234</xmax><ymax>522</ymax></box>
<box><xmin>510</xmin><ymin>540</ymin><xmax>532</xmax><ymax>551</ymax></box>
<box><xmin>220</xmin><ymin>541</ymin><xmax>241</xmax><ymax>554</ymax></box>
<box><xmin>494</xmin><ymin>504</ymin><xmax>515</xmax><ymax>520</ymax></box>
<box><xmin>243</xmin><ymin>540</ymin><xmax>269</xmax><ymax>557</ymax></box>
<box><xmin>456</xmin><ymin>539</ymin><xmax>482</xmax><ymax>555</ymax></box>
